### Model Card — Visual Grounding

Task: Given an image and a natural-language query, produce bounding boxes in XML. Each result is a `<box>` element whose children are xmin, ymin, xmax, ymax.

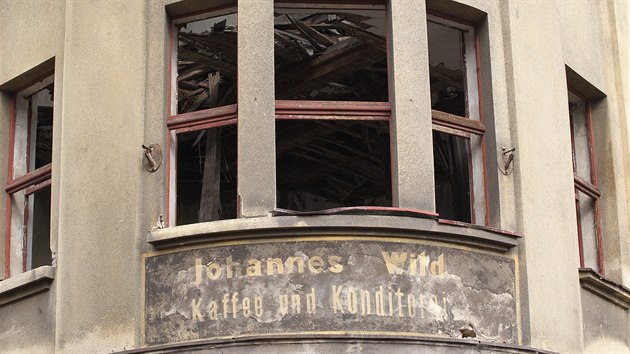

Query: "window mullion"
<box><xmin>237</xmin><ymin>0</ymin><xmax>276</xmax><ymax>217</ymax></box>
<box><xmin>388</xmin><ymin>0</ymin><xmax>435</xmax><ymax>212</ymax></box>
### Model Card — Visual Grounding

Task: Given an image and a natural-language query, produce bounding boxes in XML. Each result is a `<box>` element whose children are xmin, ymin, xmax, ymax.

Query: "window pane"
<box><xmin>274</xmin><ymin>5</ymin><xmax>388</xmax><ymax>101</ymax></box>
<box><xmin>569</xmin><ymin>91</ymin><xmax>592</xmax><ymax>182</ymax></box>
<box><xmin>177</xmin><ymin>13</ymin><xmax>237</xmax><ymax>114</ymax></box>
<box><xmin>28</xmin><ymin>86</ymin><xmax>54</xmax><ymax>170</ymax></box>
<box><xmin>433</xmin><ymin>131</ymin><xmax>471</xmax><ymax>223</ymax></box>
<box><xmin>176</xmin><ymin>126</ymin><xmax>237</xmax><ymax>225</ymax></box>
<box><xmin>578</xmin><ymin>191</ymin><xmax>598</xmax><ymax>270</ymax></box>
<box><xmin>28</xmin><ymin>187</ymin><xmax>52</xmax><ymax>269</ymax></box>
<box><xmin>428</xmin><ymin>21</ymin><xmax>467</xmax><ymax>117</ymax></box>
<box><xmin>277</xmin><ymin>120</ymin><xmax>391</xmax><ymax>211</ymax></box>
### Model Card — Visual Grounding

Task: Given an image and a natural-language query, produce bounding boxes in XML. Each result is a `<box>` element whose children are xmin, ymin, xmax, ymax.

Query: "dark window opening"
<box><xmin>176</xmin><ymin>13</ymin><xmax>237</xmax><ymax>114</ymax></box>
<box><xmin>176</xmin><ymin>126</ymin><xmax>237</xmax><ymax>225</ymax></box>
<box><xmin>428</xmin><ymin>20</ymin><xmax>467</xmax><ymax>117</ymax></box>
<box><xmin>429</xmin><ymin>17</ymin><xmax>482</xmax><ymax>224</ymax></box>
<box><xmin>433</xmin><ymin>131</ymin><xmax>471</xmax><ymax>223</ymax></box>
<box><xmin>33</xmin><ymin>86</ymin><xmax>54</xmax><ymax>169</ymax></box>
<box><xmin>171</xmin><ymin>10</ymin><xmax>239</xmax><ymax>227</ymax></box>
<box><xmin>274</xmin><ymin>5</ymin><xmax>388</xmax><ymax>101</ymax></box>
<box><xmin>29</xmin><ymin>187</ymin><xmax>52</xmax><ymax>269</ymax></box>
<box><xmin>276</xmin><ymin>120</ymin><xmax>391</xmax><ymax>211</ymax></box>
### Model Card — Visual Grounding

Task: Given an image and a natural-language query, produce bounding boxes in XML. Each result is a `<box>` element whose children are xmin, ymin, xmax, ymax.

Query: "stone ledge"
<box><xmin>0</xmin><ymin>266</ymin><xmax>55</xmax><ymax>306</ymax></box>
<box><xmin>579</xmin><ymin>268</ymin><xmax>630</xmax><ymax>309</ymax></box>
<box><xmin>148</xmin><ymin>214</ymin><xmax>520</xmax><ymax>252</ymax></box>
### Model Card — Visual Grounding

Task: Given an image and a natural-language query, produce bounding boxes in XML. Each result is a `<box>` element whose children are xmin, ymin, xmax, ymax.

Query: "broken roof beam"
<box><xmin>275</xmin><ymin>38</ymin><xmax>376</xmax><ymax>97</ymax></box>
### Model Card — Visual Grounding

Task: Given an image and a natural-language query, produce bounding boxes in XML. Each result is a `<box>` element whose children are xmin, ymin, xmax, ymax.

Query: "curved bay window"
<box><xmin>169</xmin><ymin>7</ymin><xmax>238</xmax><ymax>226</ymax></box>
<box><xmin>274</xmin><ymin>1</ymin><xmax>392</xmax><ymax>212</ymax></box>
<box><xmin>428</xmin><ymin>15</ymin><xmax>486</xmax><ymax>224</ymax></box>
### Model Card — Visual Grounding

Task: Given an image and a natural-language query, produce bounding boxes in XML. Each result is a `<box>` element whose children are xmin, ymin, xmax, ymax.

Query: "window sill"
<box><xmin>0</xmin><ymin>266</ymin><xmax>55</xmax><ymax>306</ymax></box>
<box><xmin>579</xmin><ymin>268</ymin><xmax>630</xmax><ymax>309</ymax></box>
<box><xmin>148</xmin><ymin>212</ymin><xmax>520</xmax><ymax>252</ymax></box>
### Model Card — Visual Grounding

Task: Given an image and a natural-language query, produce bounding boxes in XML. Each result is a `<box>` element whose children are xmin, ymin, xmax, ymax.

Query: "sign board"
<box><xmin>143</xmin><ymin>237</ymin><xmax>519</xmax><ymax>345</ymax></box>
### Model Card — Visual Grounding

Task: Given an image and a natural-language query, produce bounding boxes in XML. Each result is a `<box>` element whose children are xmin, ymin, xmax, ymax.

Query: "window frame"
<box><xmin>273</xmin><ymin>1</ymin><xmax>394</xmax><ymax>212</ymax></box>
<box><xmin>167</xmin><ymin>5</ymin><xmax>239</xmax><ymax>227</ymax></box>
<box><xmin>4</xmin><ymin>74</ymin><xmax>54</xmax><ymax>277</ymax></box>
<box><xmin>427</xmin><ymin>12</ymin><xmax>488</xmax><ymax>226</ymax></box>
<box><xmin>568</xmin><ymin>88</ymin><xmax>604</xmax><ymax>274</ymax></box>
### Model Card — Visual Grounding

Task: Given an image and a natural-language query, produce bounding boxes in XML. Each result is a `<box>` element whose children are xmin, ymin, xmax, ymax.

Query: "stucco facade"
<box><xmin>0</xmin><ymin>0</ymin><xmax>628</xmax><ymax>353</ymax></box>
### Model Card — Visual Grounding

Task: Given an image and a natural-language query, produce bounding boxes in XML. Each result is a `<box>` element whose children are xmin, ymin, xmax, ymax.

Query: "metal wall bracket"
<box><xmin>142</xmin><ymin>144</ymin><xmax>162</xmax><ymax>172</ymax></box>
<box><xmin>499</xmin><ymin>146</ymin><xmax>516</xmax><ymax>176</ymax></box>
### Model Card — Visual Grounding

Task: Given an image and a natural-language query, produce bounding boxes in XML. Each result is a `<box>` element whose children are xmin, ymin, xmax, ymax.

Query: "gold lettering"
<box><xmin>226</xmin><ymin>256</ymin><xmax>242</xmax><ymax>279</ymax></box>
<box><xmin>376</xmin><ymin>286</ymin><xmax>385</xmax><ymax>316</ymax></box>
<box><xmin>430</xmin><ymin>254</ymin><xmax>445</xmax><ymax>276</ymax></box>
<box><xmin>194</xmin><ymin>258</ymin><xmax>203</xmax><ymax>286</ymax></box>
<box><xmin>332</xmin><ymin>286</ymin><xmax>344</xmax><ymax>313</ymax></box>
<box><xmin>279</xmin><ymin>294</ymin><xmax>289</xmax><ymax>315</ymax></box>
<box><xmin>267</xmin><ymin>258</ymin><xmax>284</xmax><ymax>275</ymax></box>
<box><xmin>255</xmin><ymin>296</ymin><xmax>263</xmax><ymax>317</ymax></box>
<box><xmin>247</xmin><ymin>259</ymin><xmax>262</xmax><ymax>276</ymax></box>
<box><xmin>291</xmin><ymin>294</ymin><xmax>301</xmax><ymax>314</ymax></box>
<box><xmin>308</xmin><ymin>256</ymin><xmax>325</xmax><ymax>273</ymax></box>
<box><xmin>207</xmin><ymin>262</ymin><xmax>222</xmax><ymax>280</ymax></box>
<box><xmin>306</xmin><ymin>288</ymin><xmax>317</xmax><ymax>314</ymax></box>
<box><xmin>191</xmin><ymin>298</ymin><xmax>204</xmax><ymax>322</ymax></box>
<box><xmin>407</xmin><ymin>294</ymin><xmax>416</xmax><ymax>317</ymax></box>
<box><xmin>328</xmin><ymin>255</ymin><xmax>343</xmax><ymax>273</ymax></box>
<box><xmin>242</xmin><ymin>297</ymin><xmax>251</xmax><ymax>318</ymax></box>
<box><xmin>232</xmin><ymin>292</ymin><xmax>239</xmax><ymax>319</ymax></box>
<box><xmin>388</xmin><ymin>289</ymin><xmax>394</xmax><ymax>316</ymax></box>
<box><xmin>208</xmin><ymin>300</ymin><xmax>218</xmax><ymax>320</ymax></box>
<box><xmin>409</xmin><ymin>254</ymin><xmax>417</xmax><ymax>276</ymax></box>
<box><xmin>395</xmin><ymin>288</ymin><xmax>404</xmax><ymax>317</ymax></box>
<box><xmin>286</xmin><ymin>256</ymin><xmax>305</xmax><ymax>274</ymax></box>
<box><xmin>361</xmin><ymin>290</ymin><xmax>371</xmax><ymax>316</ymax></box>
<box><xmin>419</xmin><ymin>252</ymin><xmax>426</xmax><ymax>276</ymax></box>
<box><xmin>382</xmin><ymin>252</ymin><xmax>408</xmax><ymax>274</ymax></box>
<box><xmin>347</xmin><ymin>287</ymin><xmax>357</xmax><ymax>314</ymax></box>
<box><xmin>222</xmin><ymin>294</ymin><xmax>229</xmax><ymax>319</ymax></box>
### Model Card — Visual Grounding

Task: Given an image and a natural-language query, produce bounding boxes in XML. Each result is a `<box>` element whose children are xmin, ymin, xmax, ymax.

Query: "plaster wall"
<box><xmin>0</xmin><ymin>292</ymin><xmax>55</xmax><ymax>354</ymax></box>
<box><xmin>505</xmin><ymin>1</ymin><xmax>584</xmax><ymax>352</ymax></box>
<box><xmin>52</xmin><ymin>0</ymin><xmax>146</xmax><ymax>352</ymax></box>
<box><xmin>581</xmin><ymin>289</ymin><xmax>630</xmax><ymax>353</ymax></box>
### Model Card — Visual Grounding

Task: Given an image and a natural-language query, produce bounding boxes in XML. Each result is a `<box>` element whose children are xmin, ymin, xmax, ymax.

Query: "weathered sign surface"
<box><xmin>143</xmin><ymin>237</ymin><xmax>518</xmax><ymax>345</ymax></box>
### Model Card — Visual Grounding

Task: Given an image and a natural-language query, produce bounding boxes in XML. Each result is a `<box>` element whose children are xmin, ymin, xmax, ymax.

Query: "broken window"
<box><xmin>569</xmin><ymin>90</ymin><xmax>603</xmax><ymax>273</ymax></box>
<box><xmin>274</xmin><ymin>2</ymin><xmax>392</xmax><ymax>211</ymax></box>
<box><xmin>5</xmin><ymin>76</ymin><xmax>54</xmax><ymax>276</ymax></box>
<box><xmin>170</xmin><ymin>8</ymin><xmax>238</xmax><ymax>225</ymax></box>
<box><xmin>429</xmin><ymin>15</ymin><xmax>486</xmax><ymax>224</ymax></box>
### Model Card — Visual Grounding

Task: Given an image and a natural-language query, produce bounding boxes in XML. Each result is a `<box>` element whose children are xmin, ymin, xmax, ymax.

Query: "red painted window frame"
<box><xmin>428</xmin><ymin>12</ymin><xmax>489</xmax><ymax>226</ymax></box>
<box><xmin>568</xmin><ymin>88</ymin><xmax>604</xmax><ymax>275</ymax></box>
<box><xmin>273</xmin><ymin>1</ymin><xmax>397</xmax><ymax>213</ymax></box>
<box><xmin>166</xmin><ymin>5</ymin><xmax>239</xmax><ymax>227</ymax></box>
<box><xmin>4</xmin><ymin>74</ymin><xmax>54</xmax><ymax>277</ymax></box>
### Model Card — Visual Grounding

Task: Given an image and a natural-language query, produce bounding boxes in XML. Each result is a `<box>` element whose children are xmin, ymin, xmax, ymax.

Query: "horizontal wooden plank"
<box><xmin>5</xmin><ymin>164</ymin><xmax>52</xmax><ymax>195</ymax></box>
<box><xmin>432</xmin><ymin>109</ymin><xmax>485</xmax><ymax>136</ymax></box>
<box><xmin>168</xmin><ymin>104</ymin><xmax>238</xmax><ymax>131</ymax></box>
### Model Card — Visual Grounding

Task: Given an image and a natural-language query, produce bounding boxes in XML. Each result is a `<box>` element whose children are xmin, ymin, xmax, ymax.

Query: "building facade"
<box><xmin>0</xmin><ymin>0</ymin><xmax>629</xmax><ymax>353</ymax></box>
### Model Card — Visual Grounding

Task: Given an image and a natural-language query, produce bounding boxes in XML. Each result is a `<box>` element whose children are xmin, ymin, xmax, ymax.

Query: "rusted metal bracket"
<box><xmin>499</xmin><ymin>146</ymin><xmax>516</xmax><ymax>176</ymax></box>
<box><xmin>142</xmin><ymin>144</ymin><xmax>162</xmax><ymax>172</ymax></box>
